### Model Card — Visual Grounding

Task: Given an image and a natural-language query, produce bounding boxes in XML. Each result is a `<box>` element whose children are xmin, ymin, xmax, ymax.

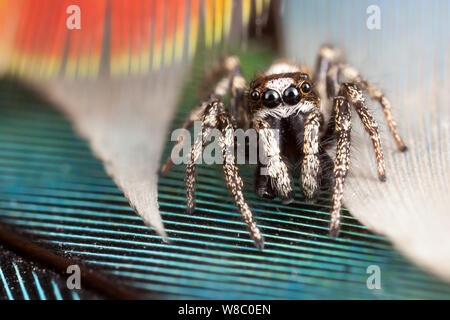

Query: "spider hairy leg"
<box><xmin>330</xmin><ymin>96</ymin><xmax>352</xmax><ymax>237</ymax></box>
<box><xmin>219</xmin><ymin>109</ymin><xmax>264</xmax><ymax>249</ymax></box>
<box><xmin>230</xmin><ymin>69</ymin><xmax>247</xmax><ymax>126</ymax></box>
<box><xmin>183</xmin><ymin>101</ymin><xmax>264</xmax><ymax>248</ymax></box>
<box><xmin>302</xmin><ymin>109</ymin><xmax>323</xmax><ymax>200</ymax></box>
<box><xmin>341</xmin><ymin>83</ymin><xmax>386</xmax><ymax>181</ymax></box>
<box><xmin>160</xmin><ymin>98</ymin><xmax>213</xmax><ymax>176</ymax></box>
<box><xmin>314</xmin><ymin>45</ymin><xmax>344</xmax><ymax>83</ymax></box>
<box><xmin>254</xmin><ymin>118</ymin><xmax>279</xmax><ymax>200</ymax></box>
<box><xmin>199</xmin><ymin>56</ymin><xmax>240</xmax><ymax>97</ymax></box>
<box><xmin>162</xmin><ymin>55</ymin><xmax>263</xmax><ymax>247</ymax></box>
<box><xmin>338</xmin><ymin>64</ymin><xmax>407</xmax><ymax>152</ymax></box>
<box><xmin>185</xmin><ymin>101</ymin><xmax>221</xmax><ymax>213</ymax></box>
<box><xmin>185</xmin><ymin>100</ymin><xmax>264</xmax><ymax>248</ymax></box>
<box><xmin>320</xmin><ymin>49</ymin><xmax>407</xmax><ymax>153</ymax></box>
<box><xmin>210</xmin><ymin>56</ymin><xmax>247</xmax><ymax>125</ymax></box>
<box><xmin>253</xmin><ymin>118</ymin><xmax>294</xmax><ymax>204</ymax></box>
<box><xmin>160</xmin><ymin>56</ymin><xmax>244</xmax><ymax>176</ymax></box>
<box><xmin>326</xmin><ymin>63</ymin><xmax>340</xmax><ymax>99</ymax></box>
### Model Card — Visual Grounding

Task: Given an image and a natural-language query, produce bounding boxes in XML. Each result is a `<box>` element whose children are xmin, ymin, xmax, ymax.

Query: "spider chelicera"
<box><xmin>161</xmin><ymin>45</ymin><xmax>407</xmax><ymax>249</ymax></box>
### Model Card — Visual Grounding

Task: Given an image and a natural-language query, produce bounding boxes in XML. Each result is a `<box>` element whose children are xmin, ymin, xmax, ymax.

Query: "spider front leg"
<box><xmin>301</xmin><ymin>108</ymin><xmax>324</xmax><ymax>200</ymax></box>
<box><xmin>185</xmin><ymin>101</ymin><xmax>221</xmax><ymax>212</ymax></box>
<box><xmin>329</xmin><ymin>82</ymin><xmax>385</xmax><ymax>236</ymax></box>
<box><xmin>219</xmin><ymin>110</ymin><xmax>264</xmax><ymax>249</ymax></box>
<box><xmin>330</xmin><ymin>96</ymin><xmax>352</xmax><ymax>237</ymax></box>
<box><xmin>342</xmin><ymin>83</ymin><xmax>386</xmax><ymax>181</ymax></box>
<box><xmin>254</xmin><ymin>117</ymin><xmax>280</xmax><ymax>200</ymax></box>
<box><xmin>253</xmin><ymin>118</ymin><xmax>294</xmax><ymax>204</ymax></box>
<box><xmin>186</xmin><ymin>101</ymin><xmax>264</xmax><ymax>249</ymax></box>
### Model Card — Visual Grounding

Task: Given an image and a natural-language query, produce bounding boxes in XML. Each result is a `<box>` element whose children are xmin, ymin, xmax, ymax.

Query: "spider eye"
<box><xmin>300</xmin><ymin>81</ymin><xmax>312</xmax><ymax>94</ymax></box>
<box><xmin>283</xmin><ymin>86</ymin><xmax>301</xmax><ymax>105</ymax></box>
<box><xmin>250</xmin><ymin>90</ymin><xmax>260</xmax><ymax>100</ymax></box>
<box><xmin>262</xmin><ymin>90</ymin><xmax>281</xmax><ymax>108</ymax></box>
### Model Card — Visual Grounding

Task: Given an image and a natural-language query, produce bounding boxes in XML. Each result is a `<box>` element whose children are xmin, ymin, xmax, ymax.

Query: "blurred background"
<box><xmin>0</xmin><ymin>0</ymin><xmax>449</xmax><ymax>299</ymax></box>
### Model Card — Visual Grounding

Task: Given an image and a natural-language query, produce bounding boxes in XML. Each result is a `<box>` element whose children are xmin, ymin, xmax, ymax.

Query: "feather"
<box><xmin>0</xmin><ymin>0</ymin><xmax>272</xmax><ymax>239</ymax></box>
<box><xmin>2</xmin><ymin>0</ymin><xmax>449</xmax><ymax>298</ymax></box>
<box><xmin>282</xmin><ymin>0</ymin><xmax>450</xmax><ymax>281</ymax></box>
<box><xmin>0</xmin><ymin>0</ymin><xmax>270</xmax><ymax>78</ymax></box>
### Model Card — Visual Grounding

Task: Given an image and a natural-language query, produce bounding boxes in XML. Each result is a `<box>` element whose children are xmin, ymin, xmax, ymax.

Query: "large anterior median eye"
<box><xmin>262</xmin><ymin>90</ymin><xmax>281</xmax><ymax>108</ymax></box>
<box><xmin>283</xmin><ymin>86</ymin><xmax>301</xmax><ymax>105</ymax></box>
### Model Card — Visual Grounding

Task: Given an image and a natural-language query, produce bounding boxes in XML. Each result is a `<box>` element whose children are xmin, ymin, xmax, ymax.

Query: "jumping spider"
<box><xmin>161</xmin><ymin>45</ymin><xmax>407</xmax><ymax>249</ymax></box>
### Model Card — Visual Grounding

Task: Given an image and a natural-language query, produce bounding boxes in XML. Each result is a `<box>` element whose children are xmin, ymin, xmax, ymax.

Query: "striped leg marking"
<box><xmin>330</xmin><ymin>96</ymin><xmax>352</xmax><ymax>237</ymax></box>
<box><xmin>186</xmin><ymin>102</ymin><xmax>220</xmax><ymax>213</ymax></box>
<box><xmin>253</xmin><ymin>118</ymin><xmax>294</xmax><ymax>203</ymax></box>
<box><xmin>185</xmin><ymin>101</ymin><xmax>264</xmax><ymax>248</ymax></box>
<box><xmin>302</xmin><ymin>109</ymin><xmax>323</xmax><ymax>199</ymax></box>
<box><xmin>161</xmin><ymin>56</ymin><xmax>246</xmax><ymax>175</ymax></box>
<box><xmin>341</xmin><ymin>83</ymin><xmax>386</xmax><ymax>181</ymax></box>
<box><xmin>220</xmin><ymin>111</ymin><xmax>264</xmax><ymax>249</ymax></box>
<box><xmin>339</xmin><ymin>64</ymin><xmax>407</xmax><ymax>152</ymax></box>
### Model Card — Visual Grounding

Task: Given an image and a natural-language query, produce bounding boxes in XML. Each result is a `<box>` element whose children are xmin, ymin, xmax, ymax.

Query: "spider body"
<box><xmin>161</xmin><ymin>46</ymin><xmax>407</xmax><ymax>249</ymax></box>
<box><xmin>248</xmin><ymin>66</ymin><xmax>331</xmax><ymax>203</ymax></box>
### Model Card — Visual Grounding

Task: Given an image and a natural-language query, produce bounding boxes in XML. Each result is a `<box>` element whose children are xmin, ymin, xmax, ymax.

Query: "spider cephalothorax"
<box><xmin>161</xmin><ymin>46</ymin><xmax>407</xmax><ymax>249</ymax></box>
